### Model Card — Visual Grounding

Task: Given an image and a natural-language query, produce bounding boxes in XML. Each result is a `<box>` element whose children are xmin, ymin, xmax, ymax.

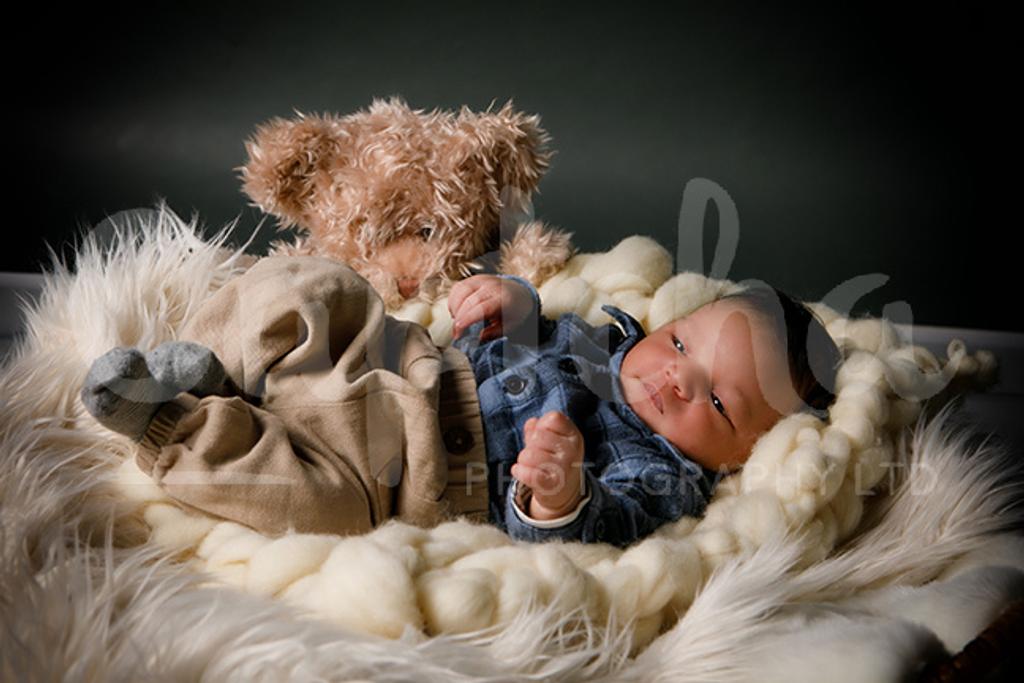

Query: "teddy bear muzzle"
<box><xmin>397</xmin><ymin>276</ymin><xmax>420</xmax><ymax>299</ymax></box>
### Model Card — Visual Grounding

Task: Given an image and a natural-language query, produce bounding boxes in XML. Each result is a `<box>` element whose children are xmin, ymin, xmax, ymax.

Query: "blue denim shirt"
<box><xmin>452</xmin><ymin>278</ymin><xmax>717</xmax><ymax>548</ymax></box>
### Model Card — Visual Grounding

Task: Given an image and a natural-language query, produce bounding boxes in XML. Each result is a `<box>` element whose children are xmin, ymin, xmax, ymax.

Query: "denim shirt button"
<box><xmin>503</xmin><ymin>375</ymin><xmax>527</xmax><ymax>395</ymax></box>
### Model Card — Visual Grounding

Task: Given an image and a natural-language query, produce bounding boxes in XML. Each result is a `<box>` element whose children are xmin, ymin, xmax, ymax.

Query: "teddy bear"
<box><xmin>239</xmin><ymin>97</ymin><xmax>574</xmax><ymax>311</ymax></box>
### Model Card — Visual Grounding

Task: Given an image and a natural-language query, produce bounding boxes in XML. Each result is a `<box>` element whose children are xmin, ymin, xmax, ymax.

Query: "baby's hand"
<box><xmin>448</xmin><ymin>275</ymin><xmax>533</xmax><ymax>341</ymax></box>
<box><xmin>512</xmin><ymin>411</ymin><xmax>585</xmax><ymax>520</ymax></box>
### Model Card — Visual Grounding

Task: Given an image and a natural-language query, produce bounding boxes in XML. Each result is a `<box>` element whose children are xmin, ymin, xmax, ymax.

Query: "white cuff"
<box><xmin>510</xmin><ymin>479</ymin><xmax>591</xmax><ymax>529</ymax></box>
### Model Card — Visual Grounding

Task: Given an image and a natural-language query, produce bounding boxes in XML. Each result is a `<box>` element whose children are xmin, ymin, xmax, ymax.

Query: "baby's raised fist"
<box><xmin>512</xmin><ymin>411</ymin><xmax>585</xmax><ymax>520</ymax></box>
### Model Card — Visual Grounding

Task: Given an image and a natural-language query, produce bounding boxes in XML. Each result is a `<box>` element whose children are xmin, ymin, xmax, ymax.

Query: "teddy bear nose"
<box><xmin>397</xmin><ymin>277</ymin><xmax>420</xmax><ymax>299</ymax></box>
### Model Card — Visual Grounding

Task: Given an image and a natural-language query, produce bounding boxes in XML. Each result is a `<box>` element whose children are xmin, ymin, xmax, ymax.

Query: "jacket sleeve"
<box><xmin>502</xmin><ymin>453</ymin><xmax>709</xmax><ymax>547</ymax></box>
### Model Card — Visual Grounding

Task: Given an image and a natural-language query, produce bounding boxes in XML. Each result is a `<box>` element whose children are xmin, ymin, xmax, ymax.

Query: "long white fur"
<box><xmin>791</xmin><ymin>404</ymin><xmax>1024</xmax><ymax>600</ymax></box>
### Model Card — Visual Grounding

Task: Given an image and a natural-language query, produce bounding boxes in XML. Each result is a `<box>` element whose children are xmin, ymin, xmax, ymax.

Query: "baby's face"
<box><xmin>620</xmin><ymin>299</ymin><xmax>800</xmax><ymax>472</ymax></box>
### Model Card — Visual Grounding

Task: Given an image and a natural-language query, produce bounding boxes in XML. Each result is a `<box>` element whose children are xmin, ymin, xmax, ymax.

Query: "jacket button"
<box><xmin>443</xmin><ymin>426</ymin><xmax>474</xmax><ymax>455</ymax></box>
<box><xmin>503</xmin><ymin>375</ymin><xmax>527</xmax><ymax>395</ymax></box>
<box><xmin>558</xmin><ymin>358</ymin><xmax>579</xmax><ymax>375</ymax></box>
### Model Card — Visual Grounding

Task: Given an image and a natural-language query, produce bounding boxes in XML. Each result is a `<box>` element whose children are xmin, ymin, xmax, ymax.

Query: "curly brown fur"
<box><xmin>499</xmin><ymin>220</ymin><xmax>576</xmax><ymax>285</ymax></box>
<box><xmin>240</xmin><ymin>98</ymin><xmax>572</xmax><ymax>309</ymax></box>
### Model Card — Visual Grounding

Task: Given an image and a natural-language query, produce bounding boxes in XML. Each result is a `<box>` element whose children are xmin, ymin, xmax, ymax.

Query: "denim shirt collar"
<box><xmin>602</xmin><ymin>304</ymin><xmax>720</xmax><ymax>491</ymax></box>
<box><xmin>601</xmin><ymin>304</ymin><xmax>649</xmax><ymax>426</ymax></box>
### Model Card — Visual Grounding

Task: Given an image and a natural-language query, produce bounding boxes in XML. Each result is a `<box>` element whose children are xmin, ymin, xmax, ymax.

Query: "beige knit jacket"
<box><xmin>135</xmin><ymin>256</ymin><xmax>490</xmax><ymax>536</ymax></box>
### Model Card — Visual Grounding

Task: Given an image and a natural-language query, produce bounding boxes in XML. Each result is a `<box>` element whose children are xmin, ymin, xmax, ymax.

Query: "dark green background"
<box><xmin>11</xmin><ymin>3</ymin><xmax>1019</xmax><ymax>331</ymax></box>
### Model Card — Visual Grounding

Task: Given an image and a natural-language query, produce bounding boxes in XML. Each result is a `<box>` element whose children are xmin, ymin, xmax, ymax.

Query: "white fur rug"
<box><xmin>2</xmin><ymin>207</ymin><xmax>1023</xmax><ymax>682</ymax></box>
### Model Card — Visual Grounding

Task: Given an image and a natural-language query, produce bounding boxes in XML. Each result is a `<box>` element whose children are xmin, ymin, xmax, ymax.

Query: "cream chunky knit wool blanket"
<box><xmin>2</xmin><ymin>207</ymin><xmax>1022</xmax><ymax>681</ymax></box>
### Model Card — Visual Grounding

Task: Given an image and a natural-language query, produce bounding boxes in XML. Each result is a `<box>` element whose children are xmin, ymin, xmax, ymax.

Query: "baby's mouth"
<box><xmin>643</xmin><ymin>381</ymin><xmax>664</xmax><ymax>414</ymax></box>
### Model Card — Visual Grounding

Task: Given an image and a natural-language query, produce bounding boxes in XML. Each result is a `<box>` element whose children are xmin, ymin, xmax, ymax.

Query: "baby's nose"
<box><xmin>668</xmin><ymin>364</ymin><xmax>706</xmax><ymax>402</ymax></box>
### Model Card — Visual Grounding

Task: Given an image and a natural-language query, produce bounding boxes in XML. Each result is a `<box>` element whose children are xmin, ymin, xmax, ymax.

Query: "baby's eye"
<box><xmin>711</xmin><ymin>392</ymin><xmax>727</xmax><ymax>417</ymax></box>
<box><xmin>672</xmin><ymin>335</ymin><xmax>686</xmax><ymax>353</ymax></box>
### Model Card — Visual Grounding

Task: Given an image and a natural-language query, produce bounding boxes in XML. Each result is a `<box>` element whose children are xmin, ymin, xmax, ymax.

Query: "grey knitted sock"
<box><xmin>145</xmin><ymin>341</ymin><xmax>230</xmax><ymax>398</ymax></box>
<box><xmin>81</xmin><ymin>347</ymin><xmax>164</xmax><ymax>439</ymax></box>
<box><xmin>80</xmin><ymin>342</ymin><xmax>229</xmax><ymax>439</ymax></box>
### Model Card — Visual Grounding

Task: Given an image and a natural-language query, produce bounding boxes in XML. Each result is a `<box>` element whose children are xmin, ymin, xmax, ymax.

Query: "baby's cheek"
<box><xmin>666</xmin><ymin>408</ymin><xmax>715</xmax><ymax>458</ymax></box>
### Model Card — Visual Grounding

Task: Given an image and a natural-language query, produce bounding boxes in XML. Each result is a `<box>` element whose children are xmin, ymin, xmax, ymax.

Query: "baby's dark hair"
<box><xmin>720</xmin><ymin>285</ymin><xmax>842</xmax><ymax>420</ymax></box>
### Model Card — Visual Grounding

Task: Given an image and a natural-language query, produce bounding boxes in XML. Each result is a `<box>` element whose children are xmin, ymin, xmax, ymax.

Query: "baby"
<box><xmin>82</xmin><ymin>256</ymin><xmax>839</xmax><ymax>547</ymax></box>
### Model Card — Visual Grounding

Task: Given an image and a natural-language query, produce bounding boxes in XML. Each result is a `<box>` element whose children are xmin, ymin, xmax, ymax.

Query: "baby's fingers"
<box><xmin>447</xmin><ymin>277</ymin><xmax>486</xmax><ymax>318</ymax></box>
<box><xmin>515</xmin><ymin>442</ymin><xmax>558</xmax><ymax>470</ymax></box>
<box><xmin>536</xmin><ymin>411</ymin><xmax>579</xmax><ymax>438</ymax></box>
<box><xmin>511</xmin><ymin>461</ymin><xmax>562</xmax><ymax>496</ymax></box>
<box><xmin>452</xmin><ymin>293</ymin><xmax>500</xmax><ymax>338</ymax></box>
<box><xmin>526</xmin><ymin>423</ymin><xmax>578</xmax><ymax>455</ymax></box>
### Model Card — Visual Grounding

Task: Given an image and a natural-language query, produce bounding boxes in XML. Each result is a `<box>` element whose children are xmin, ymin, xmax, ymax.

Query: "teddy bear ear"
<box><xmin>459</xmin><ymin>101</ymin><xmax>553</xmax><ymax>197</ymax></box>
<box><xmin>239</xmin><ymin>114</ymin><xmax>348</xmax><ymax>229</ymax></box>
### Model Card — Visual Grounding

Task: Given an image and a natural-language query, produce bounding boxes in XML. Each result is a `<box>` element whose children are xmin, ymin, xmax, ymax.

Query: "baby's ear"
<box><xmin>458</xmin><ymin>102</ymin><xmax>552</xmax><ymax>197</ymax></box>
<box><xmin>240</xmin><ymin>114</ymin><xmax>348</xmax><ymax>229</ymax></box>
